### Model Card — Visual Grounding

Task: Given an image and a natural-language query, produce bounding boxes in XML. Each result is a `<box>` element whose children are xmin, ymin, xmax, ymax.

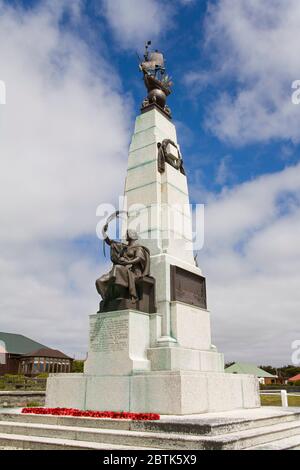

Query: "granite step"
<box><xmin>202</xmin><ymin>420</ymin><xmax>300</xmax><ymax>450</ymax></box>
<box><xmin>1</xmin><ymin>408</ymin><xmax>300</xmax><ymax>436</ymax></box>
<box><xmin>0</xmin><ymin>418</ymin><xmax>300</xmax><ymax>450</ymax></box>
<box><xmin>0</xmin><ymin>413</ymin><xmax>132</xmax><ymax>432</ymax></box>
<box><xmin>130</xmin><ymin>410</ymin><xmax>300</xmax><ymax>436</ymax></box>
<box><xmin>0</xmin><ymin>445</ymin><xmax>23</xmax><ymax>450</ymax></box>
<box><xmin>0</xmin><ymin>421</ymin><xmax>198</xmax><ymax>450</ymax></box>
<box><xmin>0</xmin><ymin>432</ymin><xmax>158</xmax><ymax>451</ymax></box>
<box><xmin>246</xmin><ymin>434</ymin><xmax>300</xmax><ymax>450</ymax></box>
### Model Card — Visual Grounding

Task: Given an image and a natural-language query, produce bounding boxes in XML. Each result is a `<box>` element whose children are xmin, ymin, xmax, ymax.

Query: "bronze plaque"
<box><xmin>170</xmin><ymin>265</ymin><xmax>207</xmax><ymax>309</ymax></box>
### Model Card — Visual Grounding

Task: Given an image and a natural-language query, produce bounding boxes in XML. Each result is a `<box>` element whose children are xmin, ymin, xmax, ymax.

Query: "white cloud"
<box><xmin>199</xmin><ymin>163</ymin><xmax>300</xmax><ymax>365</ymax></box>
<box><xmin>100</xmin><ymin>0</ymin><xmax>172</xmax><ymax>49</ymax></box>
<box><xmin>0</xmin><ymin>1</ymin><xmax>132</xmax><ymax>243</ymax></box>
<box><xmin>205</xmin><ymin>163</ymin><xmax>300</xmax><ymax>250</ymax></box>
<box><xmin>215</xmin><ymin>155</ymin><xmax>233</xmax><ymax>186</ymax></box>
<box><xmin>188</xmin><ymin>0</ymin><xmax>300</xmax><ymax>144</ymax></box>
<box><xmin>0</xmin><ymin>1</ymin><xmax>131</xmax><ymax>356</ymax></box>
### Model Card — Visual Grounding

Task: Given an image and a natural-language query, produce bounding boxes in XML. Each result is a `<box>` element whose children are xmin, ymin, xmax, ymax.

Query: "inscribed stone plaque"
<box><xmin>90</xmin><ymin>315</ymin><xmax>129</xmax><ymax>353</ymax></box>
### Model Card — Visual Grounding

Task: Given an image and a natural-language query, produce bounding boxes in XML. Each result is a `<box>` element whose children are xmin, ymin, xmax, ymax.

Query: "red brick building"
<box><xmin>0</xmin><ymin>332</ymin><xmax>72</xmax><ymax>376</ymax></box>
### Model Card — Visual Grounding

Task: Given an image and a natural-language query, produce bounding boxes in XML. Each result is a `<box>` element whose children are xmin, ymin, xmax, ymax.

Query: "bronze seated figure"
<box><xmin>96</xmin><ymin>227</ymin><xmax>156</xmax><ymax>314</ymax></box>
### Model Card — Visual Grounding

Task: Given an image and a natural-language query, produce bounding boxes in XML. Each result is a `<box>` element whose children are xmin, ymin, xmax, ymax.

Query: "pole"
<box><xmin>281</xmin><ymin>389</ymin><xmax>288</xmax><ymax>407</ymax></box>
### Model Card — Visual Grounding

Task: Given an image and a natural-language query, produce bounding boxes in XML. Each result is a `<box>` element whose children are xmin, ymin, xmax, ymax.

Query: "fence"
<box><xmin>0</xmin><ymin>391</ymin><xmax>46</xmax><ymax>408</ymax></box>
<box><xmin>0</xmin><ymin>376</ymin><xmax>47</xmax><ymax>391</ymax></box>
<box><xmin>261</xmin><ymin>385</ymin><xmax>300</xmax><ymax>392</ymax></box>
<box><xmin>260</xmin><ymin>390</ymin><xmax>300</xmax><ymax>407</ymax></box>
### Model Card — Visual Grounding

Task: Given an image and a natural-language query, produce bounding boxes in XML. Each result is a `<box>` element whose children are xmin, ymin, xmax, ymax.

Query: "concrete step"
<box><xmin>246</xmin><ymin>434</ymin><xmax>300</xmax><ymax>450</ymax></box>
<box><xmin>206</xmin><ymin>420</ymin><xmax>300</xmax><ymax>450</ymax></box>
<box><xmin>0</xmin><ymin>421</ymin><xmax>199</xmax><ymax>450</ymax></box>
<box><xmin>1</xmin><ymin>418</ymin><xmax>300</xmax><ymax>450</ymax></box>
<box><xmin>0</xmin><ymin>432</ymin><xmax>158</xmax><ymax>451</ymax></box>
<box><xmin>0</xmin><ymin>445</ymin><xmax>23</xmax><ymax>450</ymax></box>
<box><xmin>1</xmin><ymin>409</ymin><xmax>300</xmax><ymax>436</ymax></box>
<box><xmin>0</xmin><ymin>413</ymin><xmax>132</xmax><ymax>432</ymax></box>
<box><xmin>132</xmin><ymin>410</ymin><xmax>300</xmax><ymax>436</ymax></box>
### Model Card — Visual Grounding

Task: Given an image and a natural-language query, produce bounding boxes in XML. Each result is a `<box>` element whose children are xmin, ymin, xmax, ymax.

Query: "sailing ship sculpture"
<box><xmin>139</xmin><ymin>41</ymin><xmax>173</xmax><ymax>118</ymax></box>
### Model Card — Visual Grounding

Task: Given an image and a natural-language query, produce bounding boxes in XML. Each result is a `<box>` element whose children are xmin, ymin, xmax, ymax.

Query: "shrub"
<box><xmin>3</xmin><ymin>374</ymin><xmax>25</xmax><ymax>384</ymax></box>
<box><xmin>72</xmin><ymin>360</ymin><xmax>84</xmax><ymax>373</ymax></box>
<box><xmin>37</xmin><ymin>373</ymin><xmax>49</xmax><ymax>379</ymax></box>
<box><xmin>26</xmin><ymin>401</ymin><xmax>41</xmax><ymax>407</ymax></box>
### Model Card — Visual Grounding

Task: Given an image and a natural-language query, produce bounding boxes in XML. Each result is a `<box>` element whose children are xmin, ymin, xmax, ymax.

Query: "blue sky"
<box><xmin>13</xmin><ymin>0</ymin><xmax>300</xmax><ymax>193</ymax></box>
<box><xmin>7</xmin><ymin>0</ymin><xmax>300</xmax><ymax>182</ymax></box>
<box><xmin>0</xmin><ymin>0</ymin><xmax>300</xmax><ymax>365</ymax></box>
<box><xmin>91</xmin><ymin>0</ymin><xmax>299</xmax><ymax>190</ymax></box>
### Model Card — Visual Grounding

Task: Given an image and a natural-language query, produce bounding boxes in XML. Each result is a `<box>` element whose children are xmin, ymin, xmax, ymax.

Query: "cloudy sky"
<box><xmin>0</xmin><ymin>0</ymin><xmax>299</xmax><ymax>365</ymax></box>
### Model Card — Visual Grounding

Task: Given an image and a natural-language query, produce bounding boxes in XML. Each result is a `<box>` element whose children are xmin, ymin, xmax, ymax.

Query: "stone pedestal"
<box><xmin>46</xmin><ymin>369</ymin><xmax>259</xmax><ymax>415</ymax></box>
<box><xmin>84</xmin><ymin>310</ymin><xmax>151</xmax><ymax>376</ymax></box>
<box><xmin>46</xmin><ymin>307</ymin><xmax>259</xmax><ymax>415</ymax></box>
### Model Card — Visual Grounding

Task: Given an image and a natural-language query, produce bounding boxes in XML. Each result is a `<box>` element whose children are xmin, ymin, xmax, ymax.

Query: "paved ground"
<box><xmin>0</xmin><ymin>408</ymin><xmax>22</xmax><ymax>414</ymax></box>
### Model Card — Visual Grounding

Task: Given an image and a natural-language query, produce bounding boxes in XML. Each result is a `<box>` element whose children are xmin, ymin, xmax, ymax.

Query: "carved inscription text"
<box><xmin>90</xmin><ymin>315</ymin><xmax>129</xmax><ymax>353</ymax></box>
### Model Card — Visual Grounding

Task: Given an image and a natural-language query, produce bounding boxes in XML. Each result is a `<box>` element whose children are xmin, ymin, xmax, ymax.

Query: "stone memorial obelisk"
<box><xmin>46</xmin><ymin>44</ymin><xmax>260</xmax><ymax>414</ymax></box>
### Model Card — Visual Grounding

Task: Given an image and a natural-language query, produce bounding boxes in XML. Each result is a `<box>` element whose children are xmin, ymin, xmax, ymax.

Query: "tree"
<box><xmin>72</xmin><ymin>360</ymin><xmax>84</xmax><ymax>373</ymax></box>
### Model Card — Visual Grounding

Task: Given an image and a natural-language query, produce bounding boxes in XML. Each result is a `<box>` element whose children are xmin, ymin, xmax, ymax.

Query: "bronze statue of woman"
<box><xmin>95</xmin><ymin>221</ymin><xmax>150</xmax><ymax>309</ymax></box>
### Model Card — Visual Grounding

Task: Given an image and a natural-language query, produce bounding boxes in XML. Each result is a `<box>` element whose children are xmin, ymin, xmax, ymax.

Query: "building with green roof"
<box><xmin>0</xmin><ymin>332</ymin><xmax>72</xmax><ymax>376</ymax></box>
<box><xmin>0</xmin><ymin>332</ymin><xmax>47</xmax><ymax>355</ymax></box>
<box><xmin>225</xmin><ymin>362</ymin><xmax>278</xmax><ymax>385</ymax></box>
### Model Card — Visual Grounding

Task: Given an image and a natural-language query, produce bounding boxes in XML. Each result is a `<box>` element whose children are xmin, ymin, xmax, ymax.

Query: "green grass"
<box><xmin>0</xmin><ymin>376</ymin><xmax>46</xmax><ymax>391</ymax></box>
<box><xmin>261</xmin><ymin>395</ymin><xmax>300</xmax><ymax>407</ymax></box>
<box><xmin>26</xmin><ymin>402</ymin><xmax>41</xmax><ymax>407</ymax></box>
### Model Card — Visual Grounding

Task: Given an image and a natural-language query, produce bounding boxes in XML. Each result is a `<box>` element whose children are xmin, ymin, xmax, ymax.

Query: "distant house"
<box><xmin>0</xmin><ymin>332</ymin><xmax>73</xmax><ymax>376</ymax></box>
<box><xmin>225</xmin><ymin>362</ymin><xmax>278</xmax><ymax>385</ymax></box>
<box><xmin>288</xmin><ymin>373</ymin><xmax>300</xmax><ymax>383</ymax></box>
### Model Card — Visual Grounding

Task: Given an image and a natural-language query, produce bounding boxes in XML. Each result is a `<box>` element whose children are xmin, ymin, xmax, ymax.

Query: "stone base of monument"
<box><xmin>46</xmin><ymin>370</ymin><xmax>259</xmax><ymax>415</ymax></box>
<box><xmin>46</xmin><ymin>309</ymin><xmax>260</xmax><ymax>415</ymax></box>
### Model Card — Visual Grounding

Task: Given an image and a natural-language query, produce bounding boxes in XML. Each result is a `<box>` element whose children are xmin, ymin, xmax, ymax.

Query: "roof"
<box><xmin>288</xmin><ymin>373</ymin><xmax>300</xmax><ymax>382</ymax></box>
<box><xmin>0</xmin><ymin>333</ymin><xmax>72</xmax><ymax>360</ymax></box>
<box><xmin>225</xmin><ymin>362</ymin><xmax>277</xmax><ymax>378</ymax></box>
<box><xmin>23</xmin><ymin>348</ymin><xmax>72</xmax><ymax>360</ymax></box>
<box><xmin>0</xmin><ymin>332</ymin><xmax>47</xmax><ymax>355</ymax></box>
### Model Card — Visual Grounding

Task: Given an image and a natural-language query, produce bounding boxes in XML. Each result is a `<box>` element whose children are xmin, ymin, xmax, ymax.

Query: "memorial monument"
<box><xmin>46</xmin><ymin>43</ymin><xmax>260</xmax><ymax>414</ymax></box>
